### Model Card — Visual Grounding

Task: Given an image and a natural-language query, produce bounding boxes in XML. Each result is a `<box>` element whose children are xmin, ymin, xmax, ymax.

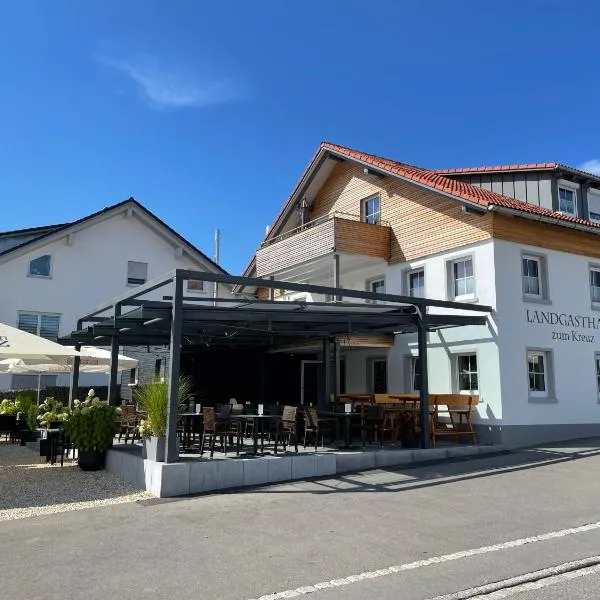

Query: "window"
<box><xmin>450</xmin><ymin>257</ymin><xmax>474</xmax><ymax>300</ymax></box>
<box><xmin>370</xmin><ymin>358</ymin><xmax>387</xmax><ymax>393</ymax></box>
<box><xmin>128</xmin><ymin>367</ymin><xmax>138</xmax><ymax>387</ymax></box>
<box><xmin>595</xmin><ymin>354</ymin><xmax>600</xmax><ymax>400</ymax></box>
<box><xmin>589</xmin><ymin>189</ymin><xmax>600</xmax><ymax>222</ymax></box>
<box><xmin>362</xmin><ymin>195</ymin><xmax>381</xmax><ymax>225</ymax></box>
<box><xmin>18</xmin><ymin>313</ymin><xmax>60</xmax><ymax>341</ymax></box>
<box><xmin>522</xmin><ymin>256</ymin><xmax>540</xmax><ymax>297</ymax></box>
<box><xmin>456</xmin><ymin>354</ymin><xmax>478</xmax><ymax>394</ymax></box>
<box><xmin>558</xmin><ymin>185</ymin><xmax>577</xmax><ymax>216</ymax></box>
<box><xmin>28</xmin><ymin>254</ymin><xmax>51</xmax><ymax>278</ymax></box>
<box><xmin>187</xmin><ymin>279</ymin><xmax>204</xmax><ymax>292</ymax></box>
<box><xmin>408</xmin><ymin>269</ymin><xmax>425</xmax><ymax>298</ymax></box>
<box><xmin>367</xmin><ymin>278</ymin><xmax>385</xmax><ymax>304</ymax></box>
<box><xmin>527</xmin><ymin>351</ymin><xmax>550</xmax><ymax>398</ymax></box>
<box><xmin>410</xmin><ymin>357</ymin><xmax>421</xmax><ymax>392</ymax></box>
<box><xmin>127</xmin><ymin>261</ymin><xmax>148</xmax><ymax>286</ymax></box>
<box><xmin>591</xmin><ymin>268</ymin><xmax>600</xmax><ymax>305</ymax></box>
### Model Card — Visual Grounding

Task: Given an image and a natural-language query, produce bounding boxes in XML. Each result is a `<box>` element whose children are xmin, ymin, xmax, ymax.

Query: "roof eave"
<box><xmin>488</xmin><ymin>204</ymin><xmax>600</xmax><ymax>235</ymax></box>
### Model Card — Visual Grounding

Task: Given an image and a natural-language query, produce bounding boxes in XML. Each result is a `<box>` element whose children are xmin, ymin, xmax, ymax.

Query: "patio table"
<box><xmin>44</xmin><ymin>428</ymin><xmax>61</xmax><ymax>465</ymax></box>
<box><xmin>179</xmin><ymin>412</ymin><xmax>203</xmax><ymax>450</ymax></box>
<box><xmin>233</xmin><ymin>414</ymin><xmax>281</xmax><ymax>455</ymax></box>
<box><xmin>318</xmin><ymin>410</ymin><xmax>361</xmax><ymax>449</ymax></box>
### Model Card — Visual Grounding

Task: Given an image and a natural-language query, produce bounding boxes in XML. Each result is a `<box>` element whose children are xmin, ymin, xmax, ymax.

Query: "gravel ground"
<box><xmin>0</xmin><ymin>440</ymin><xmax>152</xmax><ymax>521</ymax></box>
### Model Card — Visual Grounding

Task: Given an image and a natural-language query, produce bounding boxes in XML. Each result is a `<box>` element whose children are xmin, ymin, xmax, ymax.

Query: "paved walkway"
<box><xmin>1</xmin><ymin>438</ymin><xmax>600</xmax><ymax>599</ymax></box>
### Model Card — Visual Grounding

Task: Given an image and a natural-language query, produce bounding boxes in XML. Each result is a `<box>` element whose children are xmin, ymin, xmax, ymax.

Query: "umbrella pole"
<box><xmin>36</xmin><ymin>373</ymin><xmax>41</xmax><ymax>404</ymax></box>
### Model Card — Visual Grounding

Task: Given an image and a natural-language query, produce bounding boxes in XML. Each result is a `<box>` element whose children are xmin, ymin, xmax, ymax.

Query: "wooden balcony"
<box><xmin>256</xmin><ymin>212</ymin><xmax>391</xmax><ymax>277</ymax></box>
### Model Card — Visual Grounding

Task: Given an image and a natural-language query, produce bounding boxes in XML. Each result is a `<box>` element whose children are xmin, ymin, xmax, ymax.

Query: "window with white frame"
<box><xmin>18</xmin><ymin>312</ymin><xmax>60</xmax><ymax>341</ymax></box>
<box><xmin>456</xmin><ymin>354</ymin><xmax>478</xmax><ymax>394</ymax></box>
<box><xmin>589</xmin><ymin>189</ymin><xmax>600</xmax><ymax>222</ymax></box>
<box><xmin>558</xmin><ymin>184</ymin><xmax>577</xmax><ymax>216</ymax></box>
<box><xmin>187</xmin><ymin>279</ymin><xmax>204</xmax><ymax>292</ymax></box>
<box><xmin>361</xmin><ymin>195</ymin><xmax>381</xmax><ymax>225</ymax></box>
<box><xmin>408</xmin><ymin>269</ymin><xmax>425</xmax><ymax>298</ymax></box>
<box><xmin>527</xmin><ymin>350</ymin><xmax>550</xmax><ymax>398</ymax></box>
<box><xmin>366</xmin><ymin>277</ymin><xmax>385</xmax><ymax>304</ymax></box>
<box><xmin>127</xmin><ymin>261</ymin><xmax>148</xmax><ymax>286</ymax></box>
<box><xmin>522</xmin><ymin>254</ymin><xmax>548</xmax><ymax>299</ymax></box>
<box><xmin>28</xmin><ymin>254</ymin><xmax>51</xmax><ymax>278</ymax></box>
<box><xmin>590</xmin><ymin>268</ymin><xmax>600</xmax><ymax>305</ymax></box>
<box><xmin>595</xmin><ymin>353</ymin><xmax>600</xmax><ymax>400</ymax></box>
<box><xmin>410</xmin><ymin>357</ymin><xmax>421</xmax><ymax>392</ymax></box>
<box><xmin>450</xmin><ymin>257</ymin><xmax>474</xmax><ymax>300</ymax></box>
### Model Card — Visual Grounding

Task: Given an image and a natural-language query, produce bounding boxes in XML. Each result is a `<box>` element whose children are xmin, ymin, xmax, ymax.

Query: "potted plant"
<box><xmin>133</xmin><ymin>376</ymin><xmax>191</xmax><ymax>461</ymax></box>
<box><xmin>64</xmin><ymin>389</ymin><xmax>121</xmax><ymax>471</ymax></box>
<box><xmin>15</xmin><ymin>393</ymin><xmax>40</xmax><ymax>446</ymax></box>
<box><xmin>37</xmin><ymin>397</ymin><xmax>69</xmax><ymax>429</ymax></box>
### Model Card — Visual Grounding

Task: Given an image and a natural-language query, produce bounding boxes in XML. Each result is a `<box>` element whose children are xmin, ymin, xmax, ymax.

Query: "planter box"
<box><xmin>147</xmin><ymin>436</ymin><xmax>166</xmax><ymax>462</ymax></box>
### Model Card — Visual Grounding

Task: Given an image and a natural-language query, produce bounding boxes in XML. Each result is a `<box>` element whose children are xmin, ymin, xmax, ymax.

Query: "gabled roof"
<box><xmin>434</xmin><ymin>162</ymin><xmax>600</xmax><ymax>183</ymax></box>
<box><xmin>321</xmin><ymin>143</ymin><xmax>600</xmax><ymax>229</ymax></box>
<box><xmin>0</xmin><ymin>223</ymin><xmax>67</xmax><ymax>237</ymax></box>
<box><xmin>0</xmin><ymin>198</ymin><xmax>228</xmax><ymax>274</ymax></box>
<box><xmin>240</xmin><ymin>142</ymin><xmax>600</xmax><ymax>284</ymax></box>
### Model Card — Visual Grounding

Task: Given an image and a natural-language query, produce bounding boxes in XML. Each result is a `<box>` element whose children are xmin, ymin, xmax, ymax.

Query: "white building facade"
<box><xmin>241</xmin><ymin>142</ymin><xmax>600</xmax><ymax>447</ymax></box>
<box><xmin>0</xmin><ymin>198</ymin><xmax>229</xmax><ymax>395</ymax></box>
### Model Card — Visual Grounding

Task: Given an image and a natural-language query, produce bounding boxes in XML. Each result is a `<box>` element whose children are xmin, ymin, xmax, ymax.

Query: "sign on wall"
<box><xmin>526</xmin><ymin>309</ymin><xmax>598</xmax><ymax>343</ymax></box>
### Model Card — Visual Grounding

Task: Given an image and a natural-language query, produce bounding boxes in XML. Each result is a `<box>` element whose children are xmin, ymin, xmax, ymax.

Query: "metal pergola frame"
<box><xmin>62</xmin><ymin>269</ymin><xmax>492</xmax><ymax>462</ymax></box>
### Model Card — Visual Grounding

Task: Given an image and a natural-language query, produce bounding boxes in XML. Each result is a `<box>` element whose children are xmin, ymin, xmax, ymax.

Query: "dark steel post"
<box><xmin>107</xmin><ymin>305</ymin><xmax>121</xmax><ymax>405</ymax></box>
<box><xmin>417</xmin><ymin>310</ymin><xmax>430</xmax><ymax>448</ymax></box>
<box><xmin>165</xmin><ymin>273</ymin><xmax>183</xmax><ymax>463</ymax></box>
<box><xmin>68</xmin><ymin>341</ymin><xmax>82</xmax><ymax>409</ymax></box>
<box><xmin>321</xmin><ymin>336</ymin><xmax>333</xmax><ymax>409</ymax></box>
<box><xmin>333</xmin><ymin>254</ymin><xmax>341</xmax><ymax>301</ymax></box>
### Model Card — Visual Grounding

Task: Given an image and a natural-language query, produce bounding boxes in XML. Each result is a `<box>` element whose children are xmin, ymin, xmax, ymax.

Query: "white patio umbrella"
<box><xmin>0</xmin><ymin>343</ymin><xmax>138</xmax><ymax>405</ymax></box>
<box><xmin>0</xmin><ymin>322</ymin><xmax>80</xmax><ymax>361</ymax></box>
<box><xmin>0</xmin><ymin>346</ymin><xmax>138</xmax><ymax>374</ymax></box>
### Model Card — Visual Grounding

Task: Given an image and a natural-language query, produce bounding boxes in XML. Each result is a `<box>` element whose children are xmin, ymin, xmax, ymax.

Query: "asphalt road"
<box><xmin>2</xmin><ymin>439</ymin><xmax>600</xmax><ymax>600</ymax></box>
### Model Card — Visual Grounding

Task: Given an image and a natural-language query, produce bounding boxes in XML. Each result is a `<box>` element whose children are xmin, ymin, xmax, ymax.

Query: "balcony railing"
<box><xmin>256</xmin><ymin>212</ymin><xmax>391</xmax><ymax>277</ymax></box>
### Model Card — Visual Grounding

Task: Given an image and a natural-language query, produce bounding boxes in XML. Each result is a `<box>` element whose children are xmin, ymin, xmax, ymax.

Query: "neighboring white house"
<box><xmin>0</xmin><ymin>197</ymin><xmax>230</xmax><ymax>394</ymax></box>
<box><xmin>239</xmin><ymin>142</ymin><xmax>600</xmax><ymax>448</ymax></box>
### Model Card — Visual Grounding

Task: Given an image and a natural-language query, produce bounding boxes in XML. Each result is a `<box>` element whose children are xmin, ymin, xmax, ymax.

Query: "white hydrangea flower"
<box><xmin>87</xmin><ymin>389</ymin><xmax>95</xmax><ymax>398</ymax></box>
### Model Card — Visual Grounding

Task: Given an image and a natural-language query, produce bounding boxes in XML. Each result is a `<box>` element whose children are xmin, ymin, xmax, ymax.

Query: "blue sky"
<box><xmin>1</xmin><ymin>0</ymin><xmax>599</xmax><ymax>273</ymax></box>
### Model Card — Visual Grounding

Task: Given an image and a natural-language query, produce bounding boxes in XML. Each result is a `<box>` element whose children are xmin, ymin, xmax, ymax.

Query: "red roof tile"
<box><xmin>321</xmin><ymin>143</ymin><xmax>600</xmax><ymax>230</ymax></box>
<box><xmin>433</xmin><ymin>163</ymin><xmax>559</xmax><ymax>174</ymax></box>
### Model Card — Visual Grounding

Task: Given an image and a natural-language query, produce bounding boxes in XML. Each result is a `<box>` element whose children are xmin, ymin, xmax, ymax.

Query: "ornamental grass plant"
<box><xmin>133</xmin><ymin>376</ymin><xmax>192</xmax><ymax>437</ymax></box>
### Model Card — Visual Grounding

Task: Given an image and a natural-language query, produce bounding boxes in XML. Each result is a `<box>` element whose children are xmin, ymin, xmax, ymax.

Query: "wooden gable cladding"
<box><xmin>492</xmin><ymin>213</ymin><xmax>600</xmax><ymax>259</ymax></box>
<box><xmin>309</xmin><ymin>161</ymin><xmax>493</xmax><ymax>264</ymax></box>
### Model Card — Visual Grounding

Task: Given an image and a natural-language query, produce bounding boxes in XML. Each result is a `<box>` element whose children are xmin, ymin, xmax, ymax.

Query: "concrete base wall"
<box><xmin>496</xmin><ymin>424</ymin><xmax>600</xmax><ymax>449</ymax></box>
<box><xmin>106</xmin><ymin>445</ymin><xmax>503</xmax><ymax>498</ymax></box>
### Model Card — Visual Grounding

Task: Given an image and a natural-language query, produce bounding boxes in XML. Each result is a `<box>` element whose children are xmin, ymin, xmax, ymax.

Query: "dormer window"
<box><xmin>28</xmin><ymin>255</ymin><xmax>51</xmax><ymax>278</ymax></box>
<box><xmin>558</xmin><ymin>180</ymin><xmax>578</xmax><ymax>216</ymax></box>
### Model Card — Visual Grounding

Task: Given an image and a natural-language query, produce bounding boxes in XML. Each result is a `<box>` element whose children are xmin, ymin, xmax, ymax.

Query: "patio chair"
<box><xmin>200</xmin><ymin>407</ymin><xmax>241</xmax><ymax>458</ymax></box>
<box><xmin>379</xmin><ymin>406</ymin><xmax>402</xmax><ymax>446</ymax></box>
<box><xmin>303</xmin><ymin>407</ymin><xmax>338</xmax><ymax>451</ymax></box>
<box><xmin>360</xmin><ymin>403</ymin><xmax>383</xmax><ymax>447</ymax></box>
<box><xmin>118</xmin><ymin>405</ymin><xmax>139</xmax><ymax>444</ymax></box>
<box><xmin>274</xmin><ymin>405</ymin><xmax>298</xmax><ymax>453</ymax></box>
